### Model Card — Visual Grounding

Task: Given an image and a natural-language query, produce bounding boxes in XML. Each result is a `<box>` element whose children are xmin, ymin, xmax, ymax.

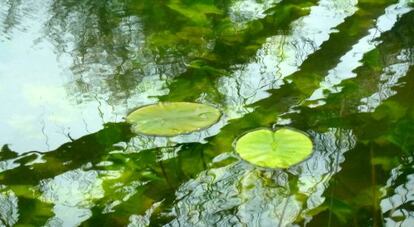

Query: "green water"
<box><xmin>0</xmin><ymin>0</ymin><xmax>414</xmax><ymax>226</ymax></box>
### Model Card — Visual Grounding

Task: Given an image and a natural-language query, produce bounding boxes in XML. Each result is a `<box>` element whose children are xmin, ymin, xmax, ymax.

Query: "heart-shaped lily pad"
<box><xmin>235</xmin><ymin>128</ymin><xmax>313</xmax><ymax>168</ymax></box>
<box><xmin>126</xmin><ymin>102</ymin><xmax>221</xmax><ymax>136</ymax></box>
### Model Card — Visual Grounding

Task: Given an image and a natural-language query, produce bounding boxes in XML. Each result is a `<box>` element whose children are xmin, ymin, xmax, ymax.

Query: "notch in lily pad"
<box><xmin>235</xmin><ymin>128</ymin><xmax>313</xmax><ymax>168</ymax></box>
<box><xmin>126</xmin><ymin>102</ymin><xmax>221</xmax><ymax>136</ymax></box>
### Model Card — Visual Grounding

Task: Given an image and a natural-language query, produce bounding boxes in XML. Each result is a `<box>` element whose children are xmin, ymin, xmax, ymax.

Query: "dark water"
<box><xmin>0</xmin><ymin>0</ymin><xmax>414</xmax><ymax>226</ymax></box>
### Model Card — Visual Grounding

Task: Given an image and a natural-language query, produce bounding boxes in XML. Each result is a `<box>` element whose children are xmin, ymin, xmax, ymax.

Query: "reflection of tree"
<box><xmin>0</xmin><ymin>123</ymin><xmax>135</xmax><ymax>225</ymax></box>
<box><xmin>168</xmin><ymin>129</ymin><xmax>355</xmax><ymax>226</ymax></box>
<box><xmin>161</xmin><ymin>6</ymin><xmax>414</xmax><ymax>226</ymax></box>
<box><xmin>381</xmin><ymin>158</ymin><xmax>414</xmax><ymax>226</ymax></box>
<box><xmin>1</xmin><ymin>0</ymin><xmax>414</xmax><ymax>226</ymax></box>
<box><xmin>3</xmin><ymin>0</ymin><xmax>320</xmax><ymax>107</ymax></box>
<box><xmin>46</xmin><ymin>0</ymin><xmax>169</xmax><ymax>105</ymax></box>
<box><xmin>0</xmin><ymin>56</ymin><xmax>411</xmax><ymax>226</ymax></box>
<box><xmin>217</xmin><ymin>0</ymin><xmax>359</xmax><ymax>118</ymax></box>
<box><xmin>0</xmin><ymin>122</ymin><xmax>133</xmax><ymax>185</ymax></box>
<box><xmin>282</xmin><ymin>11</ymin><xmax>414</xmax><ymax>225</ymax></box>
<box><xmin>288</xmin><ymin>67</ymin><xmax>414</xmax><ymax>226</ymax></box>
<box><xmin>161</xmin><ymin>0</ymin><xmax>319</xmax><ymax>104</ymax></box>
<box><xmin>42</xmin><ymin>0</ymin><xmax>234</xmax><ymax>106</ymax></box>
<box><xmin>203</xmin><ymin>0</ymin><xmax>400</xmax><ymax>161</ymax></box>
<box><xmin>0</xmin><ymin>0</ymin><xmax>23</xmax><ymax>39</ymax></box>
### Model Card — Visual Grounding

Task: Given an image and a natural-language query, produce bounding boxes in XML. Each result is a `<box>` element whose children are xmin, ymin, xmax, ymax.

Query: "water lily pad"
<box><xmin>235</xmin><ymin>128</ymin><xmax>313</xmax><ymax>168</ymax></box>
<box><xmin>126</xmin><ymin>102</ymin><xmax>221</xmax><ymax>136</ymax></box>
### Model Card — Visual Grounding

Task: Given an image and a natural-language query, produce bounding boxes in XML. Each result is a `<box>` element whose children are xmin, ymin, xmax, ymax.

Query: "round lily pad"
<box><xmin>235</xmin><ymin>128</ymin><xmax>313</xmax><ymax>168</ymax></box>
<box><xmin>126</xmin><ymin>102</ymin><xmax>221</xmax><ymax>136</ymax></box>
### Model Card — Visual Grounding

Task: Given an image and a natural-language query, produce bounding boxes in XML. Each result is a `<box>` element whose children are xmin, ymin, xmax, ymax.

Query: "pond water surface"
<box><xmin>1</xmin><ymin>0</ymin><xmax>414</xmax><ymax>226</ymax></box>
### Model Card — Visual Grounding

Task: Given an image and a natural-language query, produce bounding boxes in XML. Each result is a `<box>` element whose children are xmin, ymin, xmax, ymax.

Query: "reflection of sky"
<box><xmin>381</xmin><ymin>159</ymin><xmax>414</xmax><ymax>227</ymax></box>
<box><xmin>0</xmin><ymin>32</ymin><xmax>108</xmax><ymax>152</ymax></box>
<box><xmin>0</xmin><ymin>188</ymin><xmax>19</xmax><ymax>226</ymax></box>
<box><xmin>0</xmin><ymin>1</ymin><xmax>104</xmax><ymax>152</ymax></box>
<box><xmin>0</xmin><ymin>2</ymin><xmax>170</xmax><ymax>153</ymax></box>
<box><xmin>40</xmin><ymin>169</ymin><xmax>104</xmax><ymax>227</ymax></box>
<box><xmin>308</xmin><ymin>0</ymin><xmax>413</xmax><ymax>104</ymax></box>
<box><xmin>128</xmin><ymin>201</ymin><xmax>162</xmax><ymax>227</ymax></box>
<box><xmin>219</xmin><ymin>0</ymin><xmax>358</xmax><ymax>119</ymax></box>
<box><xmin>359</xmin><ymin>49</ymin><xmax>413</xmax><ymax>112</ymax></box>
<box><xmin>166</xmin><ymin>129</ymin><xmax>356</xmax><ymax>226</ymax></box>
<box><xmin>229</xmin><ymin>0</ymin><xmax>282</xmax><ymax>26</ymax></box>
<box><xmin>3</xmin><ymin>0</ymin><xmax>406</xmax><ymax>153</ymax></box>
<box><xmin>1</xmin><ymin>0</ymin><xmax>229</xmax><ymax>153</ymax></box>
<box><xmin>0</xmin><ymin>0</ymin><xmax>413</xmax><ymax>226</ymax></box>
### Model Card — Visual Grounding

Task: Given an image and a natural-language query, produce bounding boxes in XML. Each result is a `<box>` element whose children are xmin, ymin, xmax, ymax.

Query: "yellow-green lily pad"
<box><xmin>235</xmin><ymin>128</ymin><xmax>313</xmax><ymax>168</ymax></box>
<box><xmin>126</xmin><ymin>102</ymin><xmax>221</xmax><ymax>136</ymax></box>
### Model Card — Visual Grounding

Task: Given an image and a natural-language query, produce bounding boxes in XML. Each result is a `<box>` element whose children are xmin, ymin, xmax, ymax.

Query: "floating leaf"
<box><xmin>235</xmin><ymin>128</ymin><xmax>313</xmax><ymax>168</ymax></box>
<box><xmin>126</xmin><ymin>102</ymin><xmax>221</xmax><ymax>136</ymax></box>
